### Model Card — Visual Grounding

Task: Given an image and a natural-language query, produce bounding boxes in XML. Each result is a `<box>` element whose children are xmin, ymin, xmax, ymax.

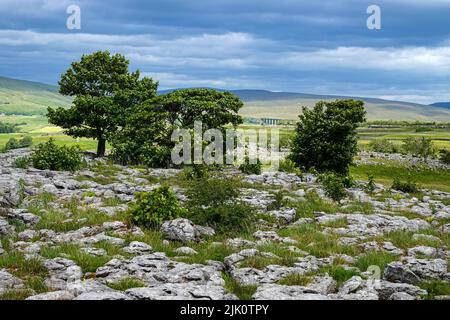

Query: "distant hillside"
<box><xmin>1</xmin><ymin>76</ymin><xmax>450</xmax><ymax>121</ymax></box>
<box><xmin>161</xmin><ymin>88</ymin><xmax>450</xmax><ymax>122</ymax></box>
<box><xmin>430</xmin><ymin>102</ymin><xmax>450</xmax><ymax>109</ymax></box>
<box><xmin>0</xmin><ymin>76</ymin><xmax>71</xmax><ymax>116</ymax></box>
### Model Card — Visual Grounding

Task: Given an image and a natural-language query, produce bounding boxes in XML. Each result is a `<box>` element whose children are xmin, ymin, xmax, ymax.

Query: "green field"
<box><xmin>2</xmin><ymin>116</ymin><xmax>449</xmax><ymax>152</ymax></box>
<box><xmin>0</xmin><ymin>76</ymin><xmax>71</xmax><ymax>116</ymax></box>
<box><xmin>240</xmin><ymin>98</ymin><xmax>450</xmax><ymax>122</ymax></box>
<box><xmin>0</xmin><ymin>115</ymin><xmax>99</xmax><ymax>152</ymax></box>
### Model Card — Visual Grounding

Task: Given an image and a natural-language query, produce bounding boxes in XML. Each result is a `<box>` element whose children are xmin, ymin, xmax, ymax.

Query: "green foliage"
<box><xmin>239</xmin><ymin>156</ymin><xmax>262</xmax><ymax>175</ymax></box>
<box><xmin>415</xmin><ymin>127</ymin><xmax>432</xmax><ymax>133</ymax></box>
<box><xmin>278</xmin><ymin>158</ymin><xmax>302</xmax><ymax>175</ymax></box>
<box><xmin>354</xmin><ymin>251</ymin><xmax>398</xmax><ymax>273</ymax></box>
<box><xmin>106</xmin><ymin>278</ymin><xmax>147</xmax><ymax>291</ymax></box>
<box><xmin>14</xmin><ymin>156</ymin><xmax>30</xmax><ymax>169</ymax></box>
<box><xmin>439</xmin><ymin>149</ymin><xmax>450</xmax><ymax>164</ymax></box>
<box><xmin>110</xmin><ymin>97</ymin><xmax>174</xmax><ymax>167</ymax></box>
<box><xmin>19</xmin><ymin>136</ymin><xmax>33</xmax><ymax>148</ymax></box>
<box><xmin>162</xmin><ymin>88</ymin><xmax>243</xmax><ymax>130</ymax></box>
<box><xmin>403</xmin><ymin>137</ymin><xmax>436</xmax><ymax>161</ymax></box>
<box><xmin>369</xmin><ymin>139</ymin><xmax>399</xmax><ymax>153</ymax></box>
<box><xmin>289</xmin><ymin>99</ymin><xmax>366</xmax><ymax>174</ymax></box>
<box><xmin>267</xmin><ymin>190</ymin><xmax>288</xmax><ymax>211</ymax></box>
<box><xmin>111</xmin><ymin>88</ymin><xmax>244</xmax><ymax>167</ymax></box>
<box><xmin>277</xmin><ymin>274</ymin><xmax>313</xmax><ymax>286</ymax></box>
<box><xmin>31</xmin><ymin>139</ymin><xmax>83</xmax><ymax>171</ymax></box>
<box><xmin>0</xmin><ymin>121</ymin><xmax>18</xmax><ymax>133</ymax></box>
<box><xmin>181</xmin><ymin>164</ymin><xmax>210</xmax><ymax>180</ymax></box>
<box><xmin>391</xmin><ymin>175</ymin><xmax>419</xmax><ymax>193</ymax></box>
<box><xmin>223</xmin><ymin>273</ymin><xmax>257</xmax><ymax>300</ymax></box>
<box><xmin>129</xmin><ymin>185</ymin><xmax>186</xmax><ymax>229</ymax></box>
<box><xmin>319</xmin><ymin>172</ymin><xmax>349</xmax><ymax>201</ymax></box>
<box><xmin>3</xmin><ymin>136</ymin><xmax>32</xmax><ymax>151</ymax></box>
<box><xmin>419</xmin><ymin>281</ymin><xmax>450</xmax><ymax>300</ymax></box>
<box><xmin>47</xmin><ymin>51</ymin><xmax>158</xmax><ymax>156</ymax></box>
<box><xmin>320</xmin><ymin>265</ymin><xmax>360</xmax><ymax>287</ymax></box>
<box><xmin>5</xmin><ymin>138</ymin><xmax>19</xmax><ymax>150</ymax></box>
<box><xmin>186</xmin><ymin>177</ymin><xmax>255</xmax><ymax>234</ymax></box>
<box><xmin>365</xmin><ymin>173</ymin><xmax>376</xmax><ymax>193</ymax></box>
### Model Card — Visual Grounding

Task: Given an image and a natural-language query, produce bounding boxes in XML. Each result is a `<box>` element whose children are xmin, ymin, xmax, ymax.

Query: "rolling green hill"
<box><xmin>0</xmin><ymin>76</ymin><xmax>71</xmax><ymax>116</ymax></box>
<box><xmin>231</xmin><ymin>90</ymin><xmax>450</xmax><ymax>122</ymax></box>
<box><xmin>1</xmin><ymin>76</ymin><xmax>450</xmax><ymax>121</ymax></box>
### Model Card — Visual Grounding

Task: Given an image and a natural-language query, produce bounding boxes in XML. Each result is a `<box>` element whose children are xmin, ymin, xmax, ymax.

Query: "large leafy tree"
<box><xmin>110</xmin><ymin>96</ymin><xmax>175</xmax><ymax>167</ymax></box>
<box><xmin>162</xmin><ymin>88</ymin><xmax>243</xmax><ymax>129</ymax></box>
<box><xmin>47</xmin><ymin>51</ymin><xmax>158</xmax><ymax>156</ymax></box>
<box><xmin>111</xmin><ymin>88</ymin><xmax>244</xmax><ymax>167</ymax></box>
<box><xmin>289</xmin><ymin>99</ymin><xmax>366</xmax><ymax>174</ymax></box>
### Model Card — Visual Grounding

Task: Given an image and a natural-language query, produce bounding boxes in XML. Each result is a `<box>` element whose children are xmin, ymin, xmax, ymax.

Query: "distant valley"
<box><xmin>2</xmin><ymin>76</ymin><xmax>450</xmax><ymax>121</ymax></box>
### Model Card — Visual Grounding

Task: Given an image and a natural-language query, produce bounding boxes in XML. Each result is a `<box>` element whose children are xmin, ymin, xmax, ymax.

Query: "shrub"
<box><xmin>369</xmin><ymin>139</ymin><xmax>398</xmax><ymax>153</ymax></box>
<box><xmin>189</xmin><ymin>203</ymin><xmax>255</xmax><ymax>235</ymax></box>
<box><xmin>403</xmin><ymin>137</ymin><xmax>436</xmax><ymax>161</ymax></box>
<box><xmin>14</xmin><ymin>156</ymin><xmax>30</xmax><ymax>169</ymax></box>
<box><xmin>278</xmin><ymin>159</ymin><xmax>302</xmax><ymax>175</ymax></box>
<box><xmin>391</xmin><ymin>175</ymin><xmax>419</xmax><ymax>193</ymax></box>
<box><xmin>415</xmin><ymin>127</ymin><xmax>431</xmax><ymax>133</ymax></box>
<box><xmin>419</xmin><ymin>280</ymin><xmax>450</xmax><ymax>300</ymax></box>
<box><xmin>129</xmin><ymin>185</ymin><xmax>187</xmax><ymax>229</ymax></box>
<box><xmin>181</xmin><ymin>164</ymin><xmax>209</xmax><ymax>180</ymax></box>
<box><xmin>267</xmin><ymin>190</ymin><xmax>288</xmax><ymax>211</ymax></box>
<box><xmin>19</xmin><ymin>136</ymin><xmax>33</xmax><ymax>148</ymax></box>
<box><xmin>186</xmin><ymin>178</ymin><xmax>255</xmax><ymax>234</ymax></box>
<box><xmin>4</xmin><ymin>136</ymin><xmax>33</xmax><ymax>151</ymax></box>
<box><xmin>0</xmin><ymin>121</ymin><xmax>18</xmax><ymax>134</ymax></box>
<box><xmin>5</xmin><ymin>138</ymin><xmax>19</xmax><ymax>150</ymax></box>
<box><xmin>31</xmin><ymin>139</ymin><xmax>83</xmax><ymax>171</ymax></box>
<box><xmin>319</xmin><ymin>172</ymin><xmax>348</xmax><ymax>201</ymax></box>
<box><xmin>439</xmin><ymin>149</ymin><xmax>450</xmax><ymax>164</ymax></box>
<box><xmin>289</xmin><ymin>99</ymin><xmax>366</xmax><ymax>174</ymax></box>
<box><xmin>239</xmin><ymin>156</ymin><xmax>262</xmax><ymax>175</ymax></box>
<box><xmin>365</xmin><ymin>174</ymin><xmax>376</xmax><ymax>193</ymax></box>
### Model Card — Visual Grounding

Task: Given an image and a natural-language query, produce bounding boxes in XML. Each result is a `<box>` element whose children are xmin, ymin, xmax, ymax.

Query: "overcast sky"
<box><xmin>1</xmin><ymin>0</ymin><xmax>450</xmax><ymax>103</ymax></box>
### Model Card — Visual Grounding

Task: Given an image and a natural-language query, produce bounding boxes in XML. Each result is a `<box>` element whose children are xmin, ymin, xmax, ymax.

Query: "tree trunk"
<box><xmin>97</xmin><ymin>138</ymin><xmax>106</xmax><ymax>157</ymax></box>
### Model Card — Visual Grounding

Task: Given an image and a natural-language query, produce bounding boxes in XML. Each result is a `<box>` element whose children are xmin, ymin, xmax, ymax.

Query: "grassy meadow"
<box><xmin>1</xmin><ymin>114</ymin><xmax>450</xmax><ymax>192</ymax></box>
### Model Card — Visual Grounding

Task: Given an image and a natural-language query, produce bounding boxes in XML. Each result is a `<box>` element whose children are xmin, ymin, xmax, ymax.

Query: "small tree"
<box><xmin>47</xmin><ymin>51</ymin><xmax>158</xmax><ymax>157</ymax></box>
<box><xmin>403</xmin><ymin>137</ymin><xmax>436</xmax><ymax>161</ymax></box>
<box><xmin>289</xmin><ymin>100</ymin><xmax>366</xmax><ymax>174</ymax></box>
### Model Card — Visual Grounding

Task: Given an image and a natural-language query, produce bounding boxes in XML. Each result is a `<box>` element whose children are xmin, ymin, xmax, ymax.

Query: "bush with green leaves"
<box><xmin>31</xmin><ymin>139</ymin><xmax>83</xmax><ymax>171</ymax></box>
<box><xmin>186</xmin><ymin>177</ymin><xmax>255</xmax><ymax>234</ymax></box>
<box><xmin>3</xmin><ymin>136</ymin><xmax>31</xmax><ymax>151</ymax></box>
<box><xmin>369</xmin><ymin>139</ymin><xmax>398</xmax><ymax>153</ymax></box>
<box><xmin>239</xmin><ymin>156</ymin><xmax>262</xmax><ymax>175</ymax></box>
<box><xmin>129</xmin><ymin>185</ymin><xmax>187</xmax><ymax>229</ymax></box>
<box><xmin>391</xmin><ymin>175</ymin><xmax>419</xmax><ymax>193</ymax></box>
<box><xmin>5</xmin><ymin>138</ymin><xmax>19</xmax><ymax>150</ymax></box>
<box><xmin>19</xmin><ymin>136</ymin><xmax>33</xmax><ymax>148</ymax></box>
<box><xmin>0</xmin><ymin>121</ymin><xmax>18</xmax><ymax>134</ymax></box>
<box><xmin>403</xmin><ymin>137</ymin><xmax>436</xmax><ymax>161</ymax></box>
<box><xmin>14</xmin><ymin>156</ymin><xmax>30</xmax><ymax>169</ymax></box>
<box><xmin>278</xmin><ymin>158</ymin><xmax>302</xmax><ymax>175</ymax></box>
<box><xmin>319</xmin><ymin>172</ymin><xmax>348</xmax><ymax>201</ymax></box>
<box><xmin>267</xmin><ymin>190</ymin><xmax>288</xmax><ymax>211</ymax></box>
<box><xmin>181</xmin><ymin>164</ymin><xmax>210</xmax><ymax>180</ymax></box>
<box><xmin>365</xmin><ymin>174</ymin><xmax>376</xmax><ymax>193</ymax></box>
<box><xmin>289</xmin><ymin>99</ymin><xmax>366</xmax><ymax>174</ymax></box>
<box><xmin>439</xmin><ymin>149</ymin><xmax>450</xmax><ymax>164</ymax></box>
